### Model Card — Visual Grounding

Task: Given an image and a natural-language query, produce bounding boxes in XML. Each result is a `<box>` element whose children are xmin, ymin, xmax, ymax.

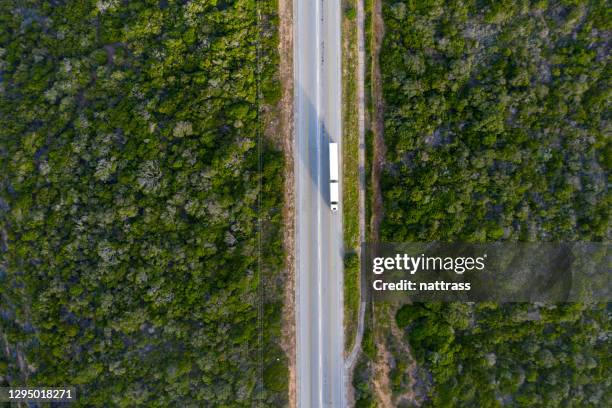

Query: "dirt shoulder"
<box><xmin>370</xmin><ymin>0</ymin><xmax>385</xmax><ymax>243</ymax></box>
<box><xmin>277</xmin><ymin>0</ymin><xmax>296</xmax><ymax>406</ymax></box>
<box><xmin>369</xmin><ymin>1</ymin><xmax>395</xmax><ymax>406</ymax></box>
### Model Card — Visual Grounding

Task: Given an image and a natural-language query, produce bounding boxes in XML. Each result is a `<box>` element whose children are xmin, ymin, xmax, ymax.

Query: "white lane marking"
<box><xmin>315</xmin><ymin>0</ymin><xmax>323</xmax><ymax>406</ymax></box>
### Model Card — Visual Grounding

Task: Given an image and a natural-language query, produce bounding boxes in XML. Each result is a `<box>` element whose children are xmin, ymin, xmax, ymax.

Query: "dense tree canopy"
<box><xmin>355</xmin><ymin>0</ymin><xmax>611</xmax><ymax>406</ymax></box>
<box><xmin>396</xmin><ymin>302</ymin><xmax>611</xmax><ymax>407</ymax></box>
<box><xmin>381</xmin><ymin>0</ymin><xmax>609</xmax><ymax>242</ymax></box>
<box><xmin>0</xmin><ymin>0</ymin><xmax>286</xmax><ymax>406</ymax></box>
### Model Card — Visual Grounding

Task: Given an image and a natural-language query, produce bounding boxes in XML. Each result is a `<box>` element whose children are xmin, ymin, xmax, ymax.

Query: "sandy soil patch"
<box><xmin>277</xmin><ymin>0</ymin><xmax>296</xmax><ymax>406</ymax></box>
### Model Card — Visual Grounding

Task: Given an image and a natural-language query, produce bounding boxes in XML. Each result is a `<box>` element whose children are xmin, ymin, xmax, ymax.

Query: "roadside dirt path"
<box><xmin>370</xmin><ymin>0</ymin><xmax>386</xmax><ymax>242</ymax></box>
<box><xmin>369</xmin><ymin>1</ymin><xmax>397</xmax><ymax>407</ymax></box>
<box><xmin>368</xmin><ymin>3</ymin><xmax>425</xmax><ymax>406</ymax></box>
<box><xmin>278</xmin><ymin>0</ymin><xmax>296</xmax><ymax>406</ymax></box>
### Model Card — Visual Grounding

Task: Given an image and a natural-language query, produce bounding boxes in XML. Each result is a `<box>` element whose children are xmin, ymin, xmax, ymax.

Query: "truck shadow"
<box><xmin>294</xmin><ymin>82</ymin><xmax>333</xmax><ymax>214</ymax></box>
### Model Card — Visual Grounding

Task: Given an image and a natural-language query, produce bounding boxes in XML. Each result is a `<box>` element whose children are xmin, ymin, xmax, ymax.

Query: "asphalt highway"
<box><xmin>294</xmin><ymin>0</ymin><xmax>344</xmax><ymax>406</ymax></box>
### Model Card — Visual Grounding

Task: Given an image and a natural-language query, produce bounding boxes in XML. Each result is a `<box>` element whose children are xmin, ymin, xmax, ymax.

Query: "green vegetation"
<box><xmin>343</xmin><ymin>251</ymin><xmax>360</xmax><ymax>351</ymax></box>
<box><xmin>343</xmin><ymin>0</ymin><xmax>360</xmax><ymax>252</ymax></box>
<box><xmin>342</xmin><ymin>0</ymin><xmax>361</xmax><ymax>352</ymax></box>
<box><xmin>396</xmin><ymin>302</ymin><xmax>611</xmax><ymax>407</ymax></box>
<box><xmin>352</xmin><ymin>0</ymin><xmax>378</xmax><ymax>405</ymax></box>
<box><xmin>357</xmin><ymin>0</ymin><xmax>611</xmax><ymax>406</ymax></box>
<box><xmin>353</xmin><ymin>304</ymin><xmax>377</xmax><ymax>408</ymax></box>
<box><xmin>0</xmin><ymin>1</ymin><xmax>286</xmax><ymax>406</ymax></box>
<box><xmin>380</xmin><ymin>0</ymin><xmax>609</xmax><ymax>242</ymax></box>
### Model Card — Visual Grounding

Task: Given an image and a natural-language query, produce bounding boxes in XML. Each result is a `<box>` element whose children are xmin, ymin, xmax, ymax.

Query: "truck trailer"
<box><xmin>329</xmin><ymin>142</ymin><xmax>339</xmax><ymax>211</ymax></box>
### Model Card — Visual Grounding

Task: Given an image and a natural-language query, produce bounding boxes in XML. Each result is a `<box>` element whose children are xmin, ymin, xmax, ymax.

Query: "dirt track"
<box><xmin>277</xmin><ymin>0</ymin><xmax>296</xmax><ymax>406</ymax></box>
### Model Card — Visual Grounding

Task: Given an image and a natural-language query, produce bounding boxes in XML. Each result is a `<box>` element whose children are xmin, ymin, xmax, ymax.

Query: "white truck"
<box><xmin>329</xmin><ymin>142</ymin><xmax>339</xmax><ymax>211</ymax></box>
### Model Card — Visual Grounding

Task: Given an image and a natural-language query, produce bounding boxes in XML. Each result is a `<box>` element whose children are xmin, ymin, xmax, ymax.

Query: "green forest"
<box><xmin>396</xmin><ymin>302</ymin><xmax>610</xmax><ymax>407</ymax></box>
<box><xmin>355</xmin><ymin>0</ymin><xmax>610</xmax><ymax>406</ymax></box>
<box><xmin>381</xmin><ymin>0</ymin><xmax>609</xmax><ymax>242</ymax></box>
<box><xmin>0</xmin><ymin>0</ymin><xmax>286</xmax><ymax>406</ymax></box>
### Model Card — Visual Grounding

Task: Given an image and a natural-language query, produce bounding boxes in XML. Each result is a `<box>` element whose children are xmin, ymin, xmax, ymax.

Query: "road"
<box><xmin>294</xmin><ymin>0</ymin><xmax>344</xmax><ymax>407</ymax></box>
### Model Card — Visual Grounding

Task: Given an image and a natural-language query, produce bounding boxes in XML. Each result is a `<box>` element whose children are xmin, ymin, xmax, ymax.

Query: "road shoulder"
<box><xmin>277</xmin><ymin>0</ymin><xmax>296</xmax><ymax>406</ymax></box>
